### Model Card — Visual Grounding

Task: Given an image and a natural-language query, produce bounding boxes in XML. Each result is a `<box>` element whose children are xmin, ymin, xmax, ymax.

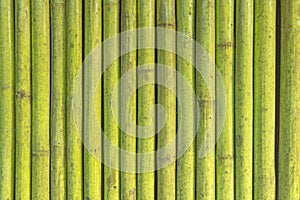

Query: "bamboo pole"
<box><xmin>235</xmin><ymin>0</ymin><xmax>253</xmax><ymax>199</ymax></box>
<box><xmin>120</xmin><ymin>0</ymin><xmax>137</xmax><ymax>199</ymax></box>
<box><xmin>0</xmin><ymin>1</ymin><xmax>14</xmax><ymax>199</ymax></box>
<box><xmin>31</xmin><ymin>0</ymin><xmax>50</xmax><ymax>199</ymax></box>
<box><xmin>66</xmin><ymin>0</ymin><xmax>83</xmax><ymax>199</ymax></box>
<box><xmin>195</xmin><ymin>0</ymin><xmax>215</xmax><ymax>199</ymax></box>
<box><xmin>279</xmin><ymin>0</ymin><xmax>300</xmax><ymax>199</ymax></box>
<box><xmin>103</xmin><ymin>0</ymin><xmax>120</xmax><ymax>199</ymax></box>
<box><xmin>156</xmin><ymin>0</ymin><xmax>176</xmax><ymax>199</ymax></box>
<box><xmin>15</xmin><ymin>1</ymin><xmax>32</xmax><ymax>199</ymax></box>
<box><xmin>137</xmin><ymin>0</ymin><xmax>155</xmax><ymax>199</ymax></box>
<box><xmin>254</xmin><ymin>1</ymin><xmax>276</xmax><ymax>199</ymax></box>
<box><xmin>83</xmin><ymin>0</ymin><xmax>102</xmax><ymax>199</ymax></box>
<box><xmin>50</xmin><ymin>0</ymin><xmax>67</xmax><ymax>199</ymax></box>
<box><xmin>176</xmin><ymin>0</ymin><xmax>195</xmax><ymax>199</ymax></box>
<box><xmin>32</xmin><ymin>0</ymin><xmax>49</xmax><ymax>195</ymax></box>
<box><xmin>216</xmin><ymin>0</ymin><xmax>234</xmax><ymax>199</ymax></box>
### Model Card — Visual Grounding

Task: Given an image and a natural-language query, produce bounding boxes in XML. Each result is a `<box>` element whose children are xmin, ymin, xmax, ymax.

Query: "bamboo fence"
<box><xmin>0</xmin><ymin>0</ymin><xmax>299</xmax><ymax>199</ymax></box>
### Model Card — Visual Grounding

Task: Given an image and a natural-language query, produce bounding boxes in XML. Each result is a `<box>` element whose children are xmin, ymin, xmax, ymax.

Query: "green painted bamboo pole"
<box><xmin>0</xmin><ymin>1</ymin><xmax>14</xmax><ymax>199</ymax></box>
<box><xmin>66</xmin><ymin>0</ymin><xmax>83</xmax><ymax>199</ymax></box>
<box><xmin>254</xmin><ymin>1</ymin><xmax>276</xmax><ymax>199</ymax></box>
<box><xmin>83</xmin><ymin>0</ymin><xmax>102</xmax><ymax>199</ymax></box>
<box><xmin>235</xmin><ymin>0</ymin><xmax>253</xmax><ymax>199</ymax></box>
<box><xmin>103</xmin><ymin>0</ymin><xmax>120</xmax><ymax>199</ymax></box>
<box><xmin>216</xmin><ymin>0</ymin><xmax>234</xmax><ymax>199</ymax></box>
<box><xmin>279</xmin><ymin>0</ymin><xmax>300</xmax><ymax>199</ymax></box>
<box><xmin>156</xmin><ymin>0</ymin><xmax>176</xmax><ymax>199</ymax></box>
<box><xmin>15</xmin><ymin>1</ymin><xmax>32</xmax><ymax>199</ymax></box>
<box><xmin>176</xmin><ymin>0</ymin><xmax>195</xmax><ymax>199</ymax></box>
<box><xmin>31</xmin><ymin>0</ymin><xmax>50</xmax><ymax>199</ymax></box>
<box><xmin>50</xmin><ymin>0</ymin><xmax>67</xmax><ymax>199</ymax></box>
<box><xmin>137</xmin><ymin>0</ymin><xmax>155</xmax><ymax>199</ymax></box>
<box><xmin>120</xmin><ymin>0</ymin><xmax>137</xmax><ymax>199</ymax></box>
<box><xmin>196</xmin><ymin>0</ymin><xmax>215</xmax><ymax>199</ymax></box>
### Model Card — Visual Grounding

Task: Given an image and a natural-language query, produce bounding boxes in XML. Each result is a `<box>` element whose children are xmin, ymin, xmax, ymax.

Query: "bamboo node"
<box><xmin>157</xmin><ymin>23</ymin><xmax>176</xmax><ymax>28</ymax></box>
<box><xmin>16</xmin><ymin>90</ymin><xmax>31</xmax><ymax>99</ymax></box>
<box><xmin>217</xmin><ymin>42</ymin><xmax>234</xmax><ymax>48</ymax></box>
<box><xmin>1</xmin><ymin>85</ymin><xmax>13</xmax><ymax>90</ymax></box>
<box><xmin>32</xmin><ymin>150</ymin><xmax>50</xmax><ymax>157</ymax></box>
<box><xmin>217</xmin><ymin>155</ymin><xmax>233</xmax><ymax>160</ymax></box>
<box><xmin>50</xmin><ymin>0</ymin><xmax>65</xmax><ymax>5</ymax></box>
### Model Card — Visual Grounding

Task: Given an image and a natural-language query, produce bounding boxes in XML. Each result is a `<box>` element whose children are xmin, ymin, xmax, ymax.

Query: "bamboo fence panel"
<box><xmin>0</xmin><ymin>1</ymin><xmax>298</xmax><ymax>199</ymax></box>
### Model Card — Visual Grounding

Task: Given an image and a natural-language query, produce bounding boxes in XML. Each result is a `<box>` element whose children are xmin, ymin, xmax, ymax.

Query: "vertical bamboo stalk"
<box><xmin>137</xmin><ymin>0</ymin><xmax>155</xmax><ymax>199</ymax></box>
<box><xmin>15</xmin><ymin>0</ymin><xmax>32</xmax><ymax>199</ymax></box>
<box><xmin>235</xmin><ymin>0</ymin><xmax>253</xmax><ymax>199</ymax></box>
<box><xmin>156</xmin><ymin>0</ymin><xmax>176</xmax><ymax>199</ymax></box>
<box><xmin>50</xmin><ymin>0</ymin><xmax>67</xmax><ymax>199</ymax></box>
<box><xmin>254</xmin><ymin>1</ymin><xmax>276</xmax><ymax>199</ymax></box>
<box><xmin>279</xmin><ymin>0</ymin><xmax>300</xmax><ymax>199</ymax></box>
<box><xmin>103</xmin><ymin>0</ymin><xmax>120</xmax><ymax>199</ymax></box>
<box><xmin>195</xmin><ymin>0</ymin><xmax>215</xmax><ymax>199</ymax></box>
<box><xmin>176</xmin><ymin>0</ymin><xmax>195</xmax><ymax>199</ymax></box>
<box><xmin>0</xmin><ymin>1</ymin><xmax>14</xmax><ymax>199</ymax></box>
<box><xmin>83</xmin><ymin>0</ymin><xmax>102</xmax><ymax>199</ymax></box>
<box><xmin>216</xmin><ymin>0</ymin><xmax>234</xmax><ymax>199</ymax></box>
<box><xmin>66</xmin><ymin>0</ymin><xmax>83</xmax><ymax>199</ymax></box>
<box><xmin>31</xmin><ymin>0</ymin><xmax>50</xmax><ymax>199</ymax></box>
<box><xmin>120</xmin><ymin>0</ymin><xmax>137</xmax><ymax>199</ymax></box>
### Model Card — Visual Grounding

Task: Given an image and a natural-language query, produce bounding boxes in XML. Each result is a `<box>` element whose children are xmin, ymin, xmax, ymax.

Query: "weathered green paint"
<box><xmin>31</xmin><ymin>0</ymin><xmax>51</xmax><ymax>199</ymax></box>
<box><xmin>66</xmin><ymin>0</ymin><xmax>83</xmax><ymax>199</ymax></box>
<box><xmin>0</xmin><ymin>1</ymin><xmax>14</xmax><ymax>199</ymax></box>
<box><xmin>120</xmin><ymin>0</ymin><xmax>137</xmax><ymax>199</ymax></box>
<box><xmin>50</xmin><ymin>0</ymin><xmax>67</xmax><ymax>199</ymax></box>
<box><xmin>156</xmin><ymin>0</ymin><xmax>176</xmax><ymax>199</ymax></box>
<box><xmin>216</xmin><ymin>0</ymin><xmax>234</xmax><ymax>199</ymax></box>
<box><xmin>235</xmin><ymin>0</ymin><xmax>253</xmax><ymax>199</ymax></box>
<box><xmin>254</xmin><ymin>1</ymin><xmax>276</xmax><ymax>199</ymax></box>
<box><xmin>195</xmin><ymin>0</ymin><xmax>215</xmax><ymax>199</ymax></box>
<box><xmin>137</xmin><ymin>0</ymin><xmax>155</xmax><ymax>199</ymax></box>
<box><xmin>15</xmin><ymin>1</ymin><xmax>32</xmax><ymax>199</ymax></box>
<box><xmin>279</xmin><ymin>0</ymin><xmax>300</xmax><ymax>199</ymax></box>
<box><xmin>103</xmin><ymin>0</ymin><xmax>120</xmax><ymax>199</ymax></box>
<box><xmin>83</xmin><ymin>0</ymin><xmax>102</xmax><ymax>199</ymax></box>
<box><xmin>176</xmin><ymin>0</ymin><xmax>195</xmax><ymax>199</ymax></box>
